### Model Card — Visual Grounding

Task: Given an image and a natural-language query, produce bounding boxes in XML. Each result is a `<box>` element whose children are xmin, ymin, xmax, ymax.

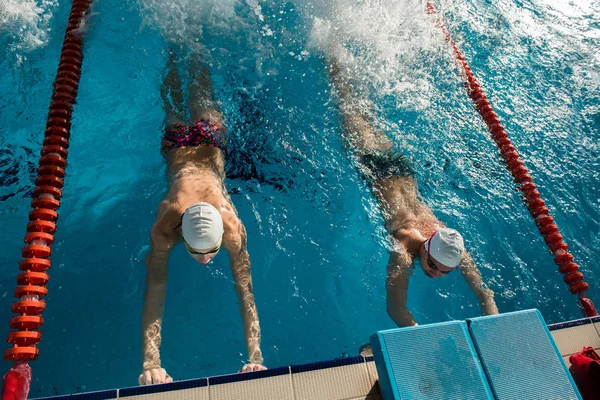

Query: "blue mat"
<box><xmin>468</xmin><ymin>310</ymin><xmax>581</xmax><ymax>400</ymax></box>
<box><xmin>370</xmin><ymin>321</ymin><xmax>493</xmax><ymax>399</ymax></box>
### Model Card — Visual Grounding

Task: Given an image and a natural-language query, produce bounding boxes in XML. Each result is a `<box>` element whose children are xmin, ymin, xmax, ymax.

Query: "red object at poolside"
<box><xmin>2</xmin><ymin>362</ymin><xmax>31</xmax><ymax>400</ymax></box>
<box><xmin>569</xmin><ymin>347</ymin><xmax>600</xmax><ymax>399</ymax></box>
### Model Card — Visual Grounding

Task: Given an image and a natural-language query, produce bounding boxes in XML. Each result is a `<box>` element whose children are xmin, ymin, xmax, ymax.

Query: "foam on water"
<box><xmin>0</xmin><ymin>0</ymin><xmax>58</xmax><ymax>56</ymax></box>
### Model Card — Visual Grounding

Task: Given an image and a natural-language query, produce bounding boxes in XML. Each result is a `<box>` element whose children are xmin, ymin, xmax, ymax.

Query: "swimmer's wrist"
<box><xmin>142</xmin><ymin>358</ymin><xmax>161</xmax><ymax>371</ymax></box>
<box><xmin>248</xmin><ymin>347</ymin><xmax>263</xmax><ymax>365</ymax></box>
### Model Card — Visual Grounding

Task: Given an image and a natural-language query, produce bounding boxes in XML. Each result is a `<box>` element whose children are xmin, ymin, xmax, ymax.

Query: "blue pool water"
<box><xmin>1</xmin><ymin>0</ymin><xmax>599</xmax><ymax>396</ymax></box>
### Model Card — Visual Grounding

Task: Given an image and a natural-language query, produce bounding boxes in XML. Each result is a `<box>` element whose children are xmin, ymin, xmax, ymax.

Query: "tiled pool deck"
<box><xmin>31</xmin><ymin>315</ymin><xmax>600</xmax><ymax>400</ymax></box>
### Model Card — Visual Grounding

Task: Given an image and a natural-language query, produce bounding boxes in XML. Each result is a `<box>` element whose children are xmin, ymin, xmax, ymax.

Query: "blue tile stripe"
<box><xmin>31</xmin><ymin>389</ymin><xmax>117</xmax><ymax>400</ymax></box>
<box><xmin>290</xmin><ymin>356</ymin><xmax>365</xmax><ymax>373</ymax></box>
<box><xmin>547</xmin><ymin>318</ymin><xmax>591</xmax><ymax>331</ymax></box>
<box><xmin>591</xmin><ymin>316</ymin><xmax>600</xmax><ymax>324</ymax></box>
<box><xmin>209</xmin><ymin>366</ymin><xmax>290</xmax><ymax>385</ymax></box>
<box><xmin>119</xmin><ymin>377</ymin><xmax>207</xmax><ymax>397</ymax></box>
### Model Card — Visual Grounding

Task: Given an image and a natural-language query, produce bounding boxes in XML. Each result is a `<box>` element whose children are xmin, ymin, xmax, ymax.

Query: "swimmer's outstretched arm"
<box><xmin>459</xmin><ymin>252</ymin><xmax>499</xmax><ymax>315</ymax></box>
<box><xmin>140</xmin><ymin>202</ymin><xmax>179</xmax><ymax>385</ymax></box>
<box><xmin>386</xmin><ymin>250</ymin><xmax>418</xmax><ymax>327</ymax></box>
<box><xmin>225</xmin><ymin>222</ymin><xmax>265</xmax><ymax>372</ymax></box>
<box><xmin>140</xmin><ymin>228</ymin><xmax>174</xmax><ymax>385</ymax></box>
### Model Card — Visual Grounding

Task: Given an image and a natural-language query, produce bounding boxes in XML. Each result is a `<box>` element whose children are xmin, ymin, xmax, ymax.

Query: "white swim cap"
<box><xmin>425</xmin><ymin>228</ymin><xmax>464</xmax><ymax>268</ymax></box>
<box><xmin>181</xmin><ymin>202</ymin><xmax>224</xmax><ymax>250</ymax></box>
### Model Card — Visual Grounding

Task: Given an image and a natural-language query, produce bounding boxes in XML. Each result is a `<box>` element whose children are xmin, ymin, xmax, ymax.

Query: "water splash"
<box><xmin>0</xmin><ymin>0</ymin><xmax>58</xmax><ymax>56</ymax></box>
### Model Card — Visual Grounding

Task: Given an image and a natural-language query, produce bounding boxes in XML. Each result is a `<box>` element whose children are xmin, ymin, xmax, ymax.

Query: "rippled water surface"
<box><xmin>1</xmin><ymin>0</ymin><xmax>599</xmax><ymax>396</ymax></box>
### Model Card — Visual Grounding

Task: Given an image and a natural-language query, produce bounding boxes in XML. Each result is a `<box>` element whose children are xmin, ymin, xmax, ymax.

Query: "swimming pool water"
<box><xmin>1</xmin><ymin>0</ymin><xmax>599</xmax><ymax>396</ymax></box>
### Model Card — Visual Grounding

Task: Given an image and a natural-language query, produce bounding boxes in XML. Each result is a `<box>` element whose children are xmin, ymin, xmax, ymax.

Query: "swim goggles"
<box><xmin>184</xmin><ymin>239</ymin><xmax>222</xmax><ymax>255</ymax></box>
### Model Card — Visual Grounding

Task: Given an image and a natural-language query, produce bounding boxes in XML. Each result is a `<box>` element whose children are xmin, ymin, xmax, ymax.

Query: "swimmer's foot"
<box><xmin>359</xmin><ymin>343</ymin><xmax>373</xmax><ymax>357</ymax></box>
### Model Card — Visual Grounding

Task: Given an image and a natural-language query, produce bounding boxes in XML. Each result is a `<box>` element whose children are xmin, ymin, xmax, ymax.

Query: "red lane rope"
<box><xmin>425</xmin><ymin>2</ymin><xmax>597</xmax><ymax>317</ymax></box>
<box><xmin>3</xmin><ymin>1</ymin><xmax>92</xmax><ymax>398</ymax></box>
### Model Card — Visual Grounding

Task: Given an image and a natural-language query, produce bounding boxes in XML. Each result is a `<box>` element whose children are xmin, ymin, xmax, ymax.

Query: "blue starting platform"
<box><xmin>370</xmin><ymin>309</ymin><xmax>581</xmax><ymax>400</ymax></box>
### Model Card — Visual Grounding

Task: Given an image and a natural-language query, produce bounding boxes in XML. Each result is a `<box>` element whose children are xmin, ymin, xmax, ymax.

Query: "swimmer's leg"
<box><xmin>326</xmin><ymin>55</ymin><xmax>393</xmax><ymax>157</ymax></box>
<box><xmin>161</xmin><ymin>52</ymin><xmax>186</xmax><ymax>126</ymax></box>
<box><xmin>188</xmin><ymin>55</ymin><xmax>223</xmax><ymax>125</ymax></box>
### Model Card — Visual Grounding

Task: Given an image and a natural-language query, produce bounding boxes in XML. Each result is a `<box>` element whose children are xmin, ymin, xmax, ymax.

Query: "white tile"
<box><xmin>209</xmin><ymin>374</ymin><xmax>294</xmax><ymax>400</ymax></box>
<box><xmin>365</xmin><ymin>361</ymin><xmax>379</xmax><ymax>393</ymax></box>
<box><xmin>118</xmin><ymin>386</ymin><xmax>208</xmax><ymax>400</ymax></box>
<box><xmin>550</xmin><ymin>324</ymin><xmax>600</xmax><ymax>356</ymax></box>
<box><xmin>292</xmin><ymin>363</ymin><xmax>372</xmax><ymax>400</ymax></box>
<box><xmin>594</xmin><ymin>321</ymin><xmax>600</xmax><ymax>338</ymax></box>
<box><xmin>562</xmin><ymin>355</ymin><xmax>572</xmax><ymax>370</ymax></box>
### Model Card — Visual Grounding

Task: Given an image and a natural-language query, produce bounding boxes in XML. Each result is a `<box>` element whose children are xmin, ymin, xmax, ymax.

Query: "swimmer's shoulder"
<box><xmin>152</xmin><ymin>200</ymin><xmax>183</xmax><ymax>247</ymax></box>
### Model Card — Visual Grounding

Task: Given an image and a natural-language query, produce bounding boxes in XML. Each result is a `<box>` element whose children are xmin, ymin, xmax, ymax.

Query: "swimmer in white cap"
<box><xmin>313</xmin><ymin>22</ymin><xmax>498</xmax><ymax>341</ymax></box>
<box><xmin>139</xmin><ymin>53</ymin><xmax>265</xmax><ymax>386</ymax></box>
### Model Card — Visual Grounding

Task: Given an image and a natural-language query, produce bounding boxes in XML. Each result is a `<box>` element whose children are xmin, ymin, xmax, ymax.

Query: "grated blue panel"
<box><xmin>469</xmin><ymin>309</ymin><xmax>582</xmax><ymax>400</ymax></box>
<box><xmin>370</xmin><ymin>321</ymin><xmax>493</xmax><ymax>400</ymax></box>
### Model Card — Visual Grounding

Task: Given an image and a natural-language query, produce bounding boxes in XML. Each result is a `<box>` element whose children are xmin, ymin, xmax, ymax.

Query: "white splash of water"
<box><xmin>0</xmin><ymin>0</ymin><xmax>58</xmax><ymax>54</ymax></box>
<box><xmin>304</xmin><ymin>0</ymin><xmax>448</xmax><ymax>111</ymax></box>
<box><xmin>137</xmin><ymin>0</ymin><xmax>245</xmax><ymax>53</ymax></box>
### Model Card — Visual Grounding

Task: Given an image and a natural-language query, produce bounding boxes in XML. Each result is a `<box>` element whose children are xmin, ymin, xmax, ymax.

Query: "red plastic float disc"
<box><xmin>46</xmin><ymin>117</ymin><xmax>71</xmax><ymax>130</ymax></box>
<box><xmin>53</xmin><ymin>91</ymin><xmax>76</xmax><ymax>104</ymax></box>
<box><xmin>53</xmin><ymin>84</ymin><xmax>78</xmax><ymax>98</ymax></box>
<box><xmin>38</xmin><ymin>165</ymin><xmax>66</xmax><ymax>179</ymax></box>
<box><xmin>43</xmin><ymin>135</ymin><xmax>69</xmax><ymax>148</ymax></box>
<box><xmin>31</xmin><ymin>196</ymin><xmax>61</xmax><ymax>211</ymax></box>
<box><xmin>507</xmin><ymin>158</ymin><xmax>523</xmax><ymax>170</ymax></box>
<box><xmin>539</xmin><ymin>224</ymin><xmax>558</xmax><ymax>236</ymax></box>
<box><xmin>530</xmin><ymin>205</ymin><xmax>549</xmax><ymax>218</ymax></box>
<box><xmin>15</xmin><ymin>285</ymin><xmax>48</xmax><ymax>299</ymax></box>
<box><xmin>63</xmin><ymin>41</ymin><xmax>82</xmax><ymax>52</ymax></box>
<box><xmin>513</xmin><ymin>172</ymin><xmax>531</xmax><ymax>184</ymax></box>
<box><xmin>524</xmin><ymin>190</ymin><xmax>541</xmax><ymax>201</ymax></box>
<box><xmin>55</xmin><ymin>77</ymin><xmax>79</xmax><ymax>90</ymax></box>
<box><xmin>61</xmin><ymin>49</ymin><xmax>81</xmax><ymax>59</ymax></box>
<box><xmin>17</xmin><ymin>271</ymin><xmax>50</xmax><ymax>286</ymax></box>
<box><xmin>49</xmin><ymin>108</ymin><xmax>71</xmax><ymax>120</ymax></box>
<box><xmin>570</xmin><ymin>282</ymin><xmax>589</xmax><ymax>294</ymax></box>
<box><xmin>7</xmin><ymin>331</ymin><xmax>42</xmax><ymax>346</ymax></box>
<box><xmin>549</xmin><ymin>240</ymin><xmax>568</xmax><ymax>253</ymax></box>
<box><xmin>24</xmin><ymin>232</ymin><xmax>54</xmax><ymax>245</ymax></box>
<box><xmin>9</xmin><ymin>315</ymin><xmax>43</xmax><ymax>330</ymax></box>
<box><xmin>4</xmin><ymin>346</ymin><xmax>39</xmax><ymax>361</ymax></box>
<box><xmin>20</xmin><ymin>258</ymin><xmax>51</xmax><ymax>272</ymax></box>
<box><xmin>544</xmin><ymin>232</ymin><xmax>563</xmax><ymax>245</ymax></box>
<box><xmin>45</xmin><ymin>125</ymin><xmax>70</xmax><ymax>138</ymax></box>
<box><xmin>558</xmin><ymin>263</ymin><xmax>579</xmax><ymax>274</ymax></box>
<box><xmin>59</xmin><ymin>56</ymin><xmax>82</xmax><ymax>68</ymax></box>
<box><xmin>29</xmin><ymin>208</ymin><xmax>58</xmax><ymax>222</ymax></box>
<box><xmin>535</xmin><ymin>215</ymin><xmax>553</xmax><ymax>226</ymax></box>
<box><xmin>33</xmin><ymin>185</ymin><xmax>62</xmax><ymax>199</ymax></box>
<box><xmin>39</xmin><ymin>153</ymin><xmax>67</xmax><ymax>168</ymax></box>
<box><xmin>35</xmin><ymin>175</ymin><xmax>64</xmax><ymax>188</ymax></box>
<box><xmin>564</xmin><ymin>271</ymin><xmax>584</xmax><ymax>285</ymax></box>
<box><xmin>12</xmin><ymin>300</ymin><xmax>46</xmax><ymax>314</ymax></box>
<box><xmin>26</xmin><ymin>220</ymin><xmax>56</xmax><ymax>234</ymax></box>
<box><xmin>22</xmin><ymin>244</ymin><xmax>51</xmax><ymax>258</ymax></box>
<box><xmin>554</xmin><ymin>253</ymin><xmax>574</xmax><ymax>265</ymax></box>
<box><xmin>41</xmin><ymin>145</ymin><xmax>68</xmax><ymax>158</ymax></box>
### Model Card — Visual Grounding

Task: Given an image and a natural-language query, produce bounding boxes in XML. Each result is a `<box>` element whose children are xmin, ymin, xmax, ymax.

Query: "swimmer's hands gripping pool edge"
<box><xmin>240</xmin><ymin>363</ymin><xmax>268</xmax><ymax>373</ymax></box>
<box><xmin>139</xmin><ymin>368</ymin><xmax>173</xmax><ymax>385</ymax></box>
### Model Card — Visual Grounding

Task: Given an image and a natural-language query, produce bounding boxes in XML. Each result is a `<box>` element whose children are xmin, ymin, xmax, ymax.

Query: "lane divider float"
<box><xmin>425</xmin><ymin>1</ymin><xmax>597</xmax><ymax>317</ymax></box>
<box><xmin>3</xmin><ymin>1</ymin><xmax>93</xmax><ymax>398</ymax></box>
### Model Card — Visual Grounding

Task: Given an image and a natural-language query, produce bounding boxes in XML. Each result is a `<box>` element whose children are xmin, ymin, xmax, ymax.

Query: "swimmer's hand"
<box><xmin>239</xmin><ymin>363</ymin><xmax>267</xmax><ymax>373</ymax></box>
<box><xmin>138</xmin><ymin>368</ymin><xmax>173</xmax><ymax>385</ymax></box>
